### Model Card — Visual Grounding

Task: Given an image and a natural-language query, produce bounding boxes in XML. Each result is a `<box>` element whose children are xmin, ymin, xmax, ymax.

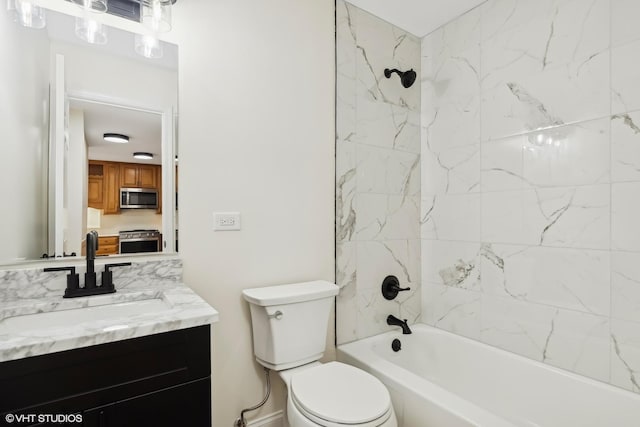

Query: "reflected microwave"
<box><xmin>120</xmin><ymin>188</ymin><xmax>159</xmax><ymax>209</ymax></box>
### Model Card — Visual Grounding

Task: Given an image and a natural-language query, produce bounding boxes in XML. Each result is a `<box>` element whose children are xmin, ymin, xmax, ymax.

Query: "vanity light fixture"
<box><xmin>133</xmin><ymin>152</ymin><xmax>154</xmax><ymax>160</ymax></box>
<box><xmin>142</xmin><ymin>0</ymin><xmax>172</xmax><ymax>33</ymax></box>
<box><xmin>103</xmin><ymin>133</ymin><xmax>129</xmax><ymax>144</ymax></box>
<box><xmin>135</xmin><ymin>0</ymin><xmax>175</xmax><ymax>59</ymax></box>
<box><xmin>70</xmin><ymin>0</ymin><xmax>107</xmax><ymax>14</ymax></box>
<box><xmin>7</xmin><ymin>0</ymin><xmax>46</xmax><ymax>29</ymax></box>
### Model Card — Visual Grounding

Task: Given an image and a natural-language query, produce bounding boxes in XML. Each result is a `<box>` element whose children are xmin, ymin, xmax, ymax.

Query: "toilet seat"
<box><xmin>290</xmin><ymin>362</ymin><xmax>392</xmax><ymax>426</ymax></box>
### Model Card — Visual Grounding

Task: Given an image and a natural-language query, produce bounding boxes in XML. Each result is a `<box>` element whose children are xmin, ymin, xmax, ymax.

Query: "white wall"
<box><xmin>0</xmin><ymin>10</ymin><xmax>50</xmax><ymax>262</ymax></box>
<box><xmin>172</xmin><ymin>0</ymin><xmax>335</xmax><ymax>424</ymax></box>
<box><xmin>52</xmin><ymin>41</ymin><xmax>177</xmax><ymax>110</ymax></box>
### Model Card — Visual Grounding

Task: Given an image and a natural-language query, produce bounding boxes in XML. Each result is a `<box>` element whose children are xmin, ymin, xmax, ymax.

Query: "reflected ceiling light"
<box><xmin>75</xmin><ymin>16</ymin><xmax>108</xmax><ymax>44</ymax></box>
<box><xmin>133</xmin><ymin>152</ymin><xmax>154</xmax><ymax>160</ymax></box>
<box><xmin>7</xmin><ymin>0</ymin><xmax>46</xmax><ymax>29</ymax></box>
<box><xmin>103</xmin><ymin>133</ymin><xmax>129</xmax><ymax>144</ymax></box>
<box><xmin>527</xmin><ymin>127</ymin><xmax>571</xmax><ymax>148</ymax></box>
<box><xmin>134</xmin><ymin>34</ymin><xmax>163</xmax><ymax>59</ymax></box>
<box><xmin>70</xmin><ymin>0</ymin><xmax>107</xmax><ymax>13</ymax></box>
<box><xmin>142</xmin><ymin>0</ymin><xmax>171</xmax><ymax>33</ymax></box>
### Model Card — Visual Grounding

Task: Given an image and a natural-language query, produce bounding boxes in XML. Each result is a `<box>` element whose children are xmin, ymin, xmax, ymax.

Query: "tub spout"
<box><xmin>387</xmin><ymin>315</ymin><xmax>412</xmax><ymax>334</ymax></box>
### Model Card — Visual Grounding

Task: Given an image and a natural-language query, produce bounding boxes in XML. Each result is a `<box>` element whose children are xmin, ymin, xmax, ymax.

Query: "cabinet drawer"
<box><xmin>0</xmin><ymin>326</ymin><xmax>211</xmax><ymax>414</ymax></box>
<box><xmin>99</xmin><ymin>236</ymin><xmax>118</xmax><ymax>246</ymax></box>
<box><xmin>82</xmin><ymin>379</ymin><xmax>211</xmax><ymax>427</ymax></box>
<box><xmin>97</xmin><ymin>237</ymin><xmax>119</xmax><ymax>255</ymax></box>
<box><xmin>96</xmin><ymin>245</ymin><xmax>118</xmax><ymax>256</ymax></box>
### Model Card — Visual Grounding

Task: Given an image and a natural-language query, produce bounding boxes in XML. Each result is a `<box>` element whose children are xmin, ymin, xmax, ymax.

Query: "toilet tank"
<box><xmin>242</xmin><ymin>281</ymin><xmax>339</xmax><ymax>371</ymax></box>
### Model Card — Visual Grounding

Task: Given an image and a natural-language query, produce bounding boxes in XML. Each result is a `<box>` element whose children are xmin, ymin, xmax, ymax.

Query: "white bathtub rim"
<box><xmin>344</xmin><ymin>323</ymin><xmax>640</xmax><ymax>401</ymax></box>
<box><xmin>338</xmin><ymin>334</ymin><xmax>516</xmax><ymax>426</ymax></box>
<box><xmin>338</xmin><ymin>323</ymin><xmax>640</xmax><ymax>427</ymax></box>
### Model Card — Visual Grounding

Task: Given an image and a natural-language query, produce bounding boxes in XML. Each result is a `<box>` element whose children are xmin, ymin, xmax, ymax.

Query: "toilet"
<box><xmin>242</xmin><ymin>281</ymin><xmax>397</xmax><ymax>427</ymax></box>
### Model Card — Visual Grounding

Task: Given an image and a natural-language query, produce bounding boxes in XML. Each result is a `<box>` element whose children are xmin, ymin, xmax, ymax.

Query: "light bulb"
<box><xmin>75</xmin><ymin>16</ymin><xmax>108</xmax><ymax>45</ymax></box>
<box><xmin>142</xmin><ymin>0</ymin><xmax>171</xmax><ymax>33</ymax></box>
<box><xmin>135</xmin><ymin>34</ymin><xmax>163</xmax><ymax>59</ymax></box>
<box><xmin>11</xmin><ymin>0</ymin><xmax>46</xmax><ymax>29</ymax></box>
<box><xmin>70</xmin><ymin>0</ymin><xmax>107</xmax><ymax>13</ymax></box>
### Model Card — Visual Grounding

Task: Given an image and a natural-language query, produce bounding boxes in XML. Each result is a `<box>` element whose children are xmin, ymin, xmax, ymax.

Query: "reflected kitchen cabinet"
<box><xmin>103</xmin><ymin>163</ymin><xmax>120</xmax><ymax>215</ymax></box>
<box><xmin>96</xmin><ymin>236</ymin><xmax>119</xmax><ymax>256</ymax></box>
<box><xmin>120</xmin><ymin>163</ymin><xmax>157</xmax><ymax>189</ymax></box>
<box><xmin>88</xmin><ymin>177</ymin><xmax>104</xmax><ymax>210</ymax></box>
<box><xmin>88</xmin><ymin>163</ymin><xmax>105</xmax><ymax>210</ymax></box>
<box><xmin>88</xmin><ymin>161</ymin><xmax>120</xmax><ymax>215</ymax></box>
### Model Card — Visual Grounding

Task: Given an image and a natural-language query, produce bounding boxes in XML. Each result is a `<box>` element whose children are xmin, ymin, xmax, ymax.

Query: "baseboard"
<box><xmin>246</xmin><ymin>410</ymin><xmax>285</xmax><ymax>427</ymax></box>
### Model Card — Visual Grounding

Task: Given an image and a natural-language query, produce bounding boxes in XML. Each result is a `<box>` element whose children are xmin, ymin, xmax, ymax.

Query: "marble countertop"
<box><xmin>0</xmin><ymin>282</ymin><xmax>219</xmax><ymax>363</ymax></box>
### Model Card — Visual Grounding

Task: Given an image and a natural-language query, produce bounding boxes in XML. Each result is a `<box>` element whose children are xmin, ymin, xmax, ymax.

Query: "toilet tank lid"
<box><xmin>242</xmin><ymin>281</ymin><xmax>339</xmax><ymax>306</ymax></box>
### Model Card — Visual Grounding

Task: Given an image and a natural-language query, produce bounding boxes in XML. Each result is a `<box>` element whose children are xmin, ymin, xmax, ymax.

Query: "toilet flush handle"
<box><xmin>268</xmin><ymin>310</ymin><xmax>283</xmax><ymax>320</ymax></box>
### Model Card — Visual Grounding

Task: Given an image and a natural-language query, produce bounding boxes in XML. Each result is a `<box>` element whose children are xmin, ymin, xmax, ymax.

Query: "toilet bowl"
<box><xmin>242</xmin><ymin>281</ymin><xmax>398</xmax><ymax>427</ymax></box>
<box><xmin>281</xmin><ymin>362</ymin><xmax>396</xmax><ymax>427</ymax></box>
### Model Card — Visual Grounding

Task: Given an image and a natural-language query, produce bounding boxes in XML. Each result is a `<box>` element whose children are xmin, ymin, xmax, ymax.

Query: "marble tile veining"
<box><xmin>422</xmin><ymin>284</ymin><xmax>481</xmax><ymax>340</ymax></box>
<box><xmin>481</xmin><ymin>294</ymin><xmax>610</xmax><ymax>383</ymax></box>
<box><xmin>336</xmin><ymin>0</ymin><xmax>421</xmax><ymax>344</ymax></box>
<box><xmin>611</xmin><ymin>111</ymin><xmax>640</xmax><ymax>183</ymax></box>
<box><xmin>417</xmin><ymin>0</ymin><xmax>640</xmax><ymax>394</ymax></box>
<box><xmin>611</xmin><ymin>319</ymin><xmax>640</xmax><ymax>393</ymax></box>
<box><xmin>612</xmin><ymin>40</ymin><xmax>640</xmax><ymax>115</ymax></box>
<box><xmin>339</xmin><ymin>0</ymin><xmax>640</xmax><ymax>394</ymax></box>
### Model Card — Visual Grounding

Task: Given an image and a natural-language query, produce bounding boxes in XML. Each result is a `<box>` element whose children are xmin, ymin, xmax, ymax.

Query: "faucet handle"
<box><xmin>381</xmin><ymin>275</ymin><xmax>411</xmax><ymax>300</ymax></box>
<box><xmin>104</xmin><ymin>262</ymin><xmax>133</xmax><ymax>272</ymax></box>
<box><xmin>101</xmin><ymin>262</ymin><xmax>132</xmax><ymax>290</ymax></box>
<box><xmin>44</xmin><ymin>266</ymin><xmax>76</xmax><ymax>275</ymax></box>
<box><xmin>44</xmin><ymin>266</ymin><xmax>80</xmax><ymax>296</ymax></box>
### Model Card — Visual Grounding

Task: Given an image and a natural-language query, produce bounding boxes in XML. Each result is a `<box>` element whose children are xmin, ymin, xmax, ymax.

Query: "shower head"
<box><xmin>384</xmin><ymin>68</ymin><xmax>417</xmax><ymax>88</ymax></box>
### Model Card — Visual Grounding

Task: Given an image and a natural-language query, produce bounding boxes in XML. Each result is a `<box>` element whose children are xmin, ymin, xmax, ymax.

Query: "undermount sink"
<box><xmin>0</xmin><ymin>298</ymin><xmax>171</xmax><ymax>335</ymax></box>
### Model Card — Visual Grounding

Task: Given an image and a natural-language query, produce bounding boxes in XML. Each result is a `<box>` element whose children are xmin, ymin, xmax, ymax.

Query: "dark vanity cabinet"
<box><xmin>0</xmin><ymin>326</ymin><xmax>211</xmax><ymax>427</ymax></box>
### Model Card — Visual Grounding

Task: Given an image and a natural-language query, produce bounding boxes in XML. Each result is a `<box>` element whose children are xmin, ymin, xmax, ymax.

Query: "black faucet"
<box><xmin>44</xmin><ymin>232</ymin><xmax>131</xmax><ymax>298</ymax></box>
<box><xmin>85</xmin><ymin>230</ymin><xmax>99</xmax><ymax>290</ymax></box>
<box><xmin>387</xmin><ymin>315</ymin><xmax>412</xmax><ymax>334</ymax></box>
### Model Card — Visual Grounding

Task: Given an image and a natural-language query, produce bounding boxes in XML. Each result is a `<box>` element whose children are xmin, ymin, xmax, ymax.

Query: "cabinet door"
<box><xmin>138</xmin><ymin>165</ymin><xmax>157</xmax><ymax>188</ymax></box>
<box><xmin>0</xmin><ymin>326</ymin><xmax>211</xmax><ymax>426</ymax></box>
<box><xmin>120</xmin><ymin>164</ymin><xmax>139</xmax><ymax>188</ymax></box>
<box><xmin>82</xmin><ymin>379</ymin><xmax>211</xmax><ymax>427</ymax></box>
<box><xmin>103</xmin><ymin>163</ymin><xmax>120</xmax><ymax>214</ymax></box>
<box><xmin>88</xmin><ymin>177</ymin><xmax>104</xmax><ymax>209</ymax></box>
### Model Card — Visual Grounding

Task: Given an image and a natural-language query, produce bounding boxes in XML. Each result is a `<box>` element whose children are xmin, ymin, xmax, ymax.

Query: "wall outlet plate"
<box><xmin>213</xmin><ymin>212</ymin><xmax>241</xmax><ymax>231</ymax></box>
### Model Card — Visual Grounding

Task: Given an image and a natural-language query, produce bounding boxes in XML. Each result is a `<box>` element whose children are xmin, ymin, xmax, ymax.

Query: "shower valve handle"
<box><xmin>381</xmin><ymin>275</ymin><xmax>410</xmax><ymax>300</ymax></box>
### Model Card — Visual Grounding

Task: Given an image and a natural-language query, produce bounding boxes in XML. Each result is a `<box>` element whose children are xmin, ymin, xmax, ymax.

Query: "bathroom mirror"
<box><xmin>0</xmin><ymin>5</ymin><xmax>178</xmax><ymax>265</ymax></box>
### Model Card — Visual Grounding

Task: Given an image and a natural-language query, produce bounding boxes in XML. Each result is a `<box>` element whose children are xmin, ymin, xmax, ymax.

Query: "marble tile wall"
<box><xmin>421</xmin><ymin>0</ymin><xmax>640</xmax><ymax>392</ymax></box>
<box><xmin>336</xmin><ymin>0</ymin><xmax>421</xmax><ymax>344</ymax></box>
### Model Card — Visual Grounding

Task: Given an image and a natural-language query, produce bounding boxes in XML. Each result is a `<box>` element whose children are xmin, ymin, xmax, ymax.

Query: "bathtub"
<box><xmin>337</xmin><ymin>324</ymin><xmax>640</xmax><ymax>427</ymax></box>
